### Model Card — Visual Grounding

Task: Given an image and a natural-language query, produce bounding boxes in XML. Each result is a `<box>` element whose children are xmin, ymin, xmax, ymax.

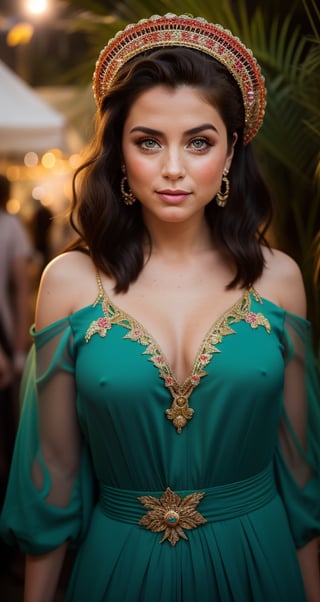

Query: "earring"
<box><xmin>120</xmin><ymin>174</ymin><xmax>136</xmax><ymax>206</ymax></box>
<box><xmin>216</xmin><ymin>169</ymin><xmax>230</xmax><ymax>207</ymax></box>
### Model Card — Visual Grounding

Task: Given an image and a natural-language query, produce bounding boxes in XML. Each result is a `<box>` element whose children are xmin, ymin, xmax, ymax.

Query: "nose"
<box><xmin>161</xmin><ymin>148</ymin><xmax>185</xmax><ymax>180</ymax></box>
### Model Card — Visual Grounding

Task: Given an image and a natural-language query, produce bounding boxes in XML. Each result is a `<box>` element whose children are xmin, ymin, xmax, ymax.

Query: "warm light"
<box><xmin>41</xmin><ymin>152</ymin><xmax>56</xmax><ymax>169</ymax></box>
<box><xmin>6</xmin><ymin>166</ymin><xmax>21</xmax><ymax>180</ymax></box>
<box><xmin>24</xmin><ymin>152</ymin><xmax>39</xmax><ymax>167</ymax></box>
<box><xmin>32</xmin><ymin>186</ymin><xmax>45</xmax><ymax>200</ymax></box>
<box><xmin>50</xmin><ymin>148</ymin><xmax>62</xmax><ymax>158</ymax></box>
<box><xmin>40</xmin><ymin>197</ymin><xmax>53</xmax><ymax>207</ymax></box>
<box><xmin>63</xmin><ymin>180</ymin><xmax>72</xmax><ymax>199</ymax></box>
<box><xmin>7</xmin><ymin>199</ymin><xmax>21</xmax><ymax>214</ymax></box>
<box><xmin>6</xmin><ymin>22</ymin><xmax>34</xmax><ymax>46</ymax></box>
<box><xmin>69</xmin><ymin>154</ymin><xmax>81</xmax><ymax>169</ymax></box>
<box><xmin>53</xmin><ymin>159</ymin><xmax>69</xmax><ymax>175</ymax></box>
<box><xmin>25</xmin><ymin>0</ymin><xmax>48</xmax><ymax>15</ymax></box>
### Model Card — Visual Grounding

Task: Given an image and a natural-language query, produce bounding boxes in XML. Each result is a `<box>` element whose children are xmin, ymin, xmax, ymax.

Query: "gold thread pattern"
<box><xmin>137</xmin><ymin>487</ymin><xmax>207</xmax><ymax>546</ymax></box>
<box><xmin>93</xmin><ymin>14</ymin><xmax>266</xmax><ymax>145</ymax></box>
<box><xmin>85</xmin><ymin>284</ymin><xmax>271</xmax><ymax>433</ymax></box>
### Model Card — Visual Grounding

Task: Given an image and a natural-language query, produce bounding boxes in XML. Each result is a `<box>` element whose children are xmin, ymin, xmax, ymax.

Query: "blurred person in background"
<box><xmin>0</xmin><ymin>173</ymin><xmax>32</xmax><ymax>502</ymax></box>
<box><xmin>0</xmin><ymin>174</ymin><xmax>32</xmax><ymax>375</ymax></box>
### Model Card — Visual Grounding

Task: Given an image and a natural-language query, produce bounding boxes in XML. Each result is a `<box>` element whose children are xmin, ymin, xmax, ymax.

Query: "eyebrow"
<box><xmin>129</xmin><ymin>123</ymin><xmax>218</xmax><ymax>136</ymax></box>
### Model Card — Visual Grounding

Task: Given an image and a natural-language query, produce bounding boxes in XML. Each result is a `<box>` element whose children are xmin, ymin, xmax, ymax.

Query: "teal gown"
<box><xmin>1</xmin><ymin>282</ymin><xmax>320</xmax><ymax>601</ymax></box>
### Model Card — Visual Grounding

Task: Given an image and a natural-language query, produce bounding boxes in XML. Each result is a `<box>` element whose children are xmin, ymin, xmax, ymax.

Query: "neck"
<box><xmin>143</xmin><ymin>216</ymin><xmax>213</xmax><ymax>260</ymax></box>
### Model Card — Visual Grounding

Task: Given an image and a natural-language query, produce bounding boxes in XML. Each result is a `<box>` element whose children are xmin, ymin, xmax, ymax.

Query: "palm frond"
<box><xmin>302</xmin><ymin>0</ymin><xmax>320</xmax><ymax>38</ymax></box>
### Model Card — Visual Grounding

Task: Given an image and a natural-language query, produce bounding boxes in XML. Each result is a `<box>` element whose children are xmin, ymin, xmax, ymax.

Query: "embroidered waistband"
<box><xmin>99</xmin><ymin>463</ymin><xmax>276</xmax><ymax>541</ymax></box>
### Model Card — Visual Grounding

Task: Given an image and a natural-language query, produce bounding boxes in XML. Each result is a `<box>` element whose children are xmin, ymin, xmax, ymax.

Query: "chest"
<box><xmin>79</xmin><ymin>286</ymin><xmax>279</xmax><ymax>436</ymax></box>
<box><xmin>126</xmin><ymin>287</ymin><xmax>245</xmax><ymax>375</ymax></box>
<box><xmin>97</xmin><ymin>280</ymin><xmax>272</xmax><ymax>387</ymax></box>
<box><xmin>78</xmin><ymin>300</ymin><xmax>282</xmax><ymax>439</ymax></box>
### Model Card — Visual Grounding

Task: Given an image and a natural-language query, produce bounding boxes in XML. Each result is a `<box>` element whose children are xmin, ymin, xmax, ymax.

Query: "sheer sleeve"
<box><xmin>0</xmin><ymin>319</ymin><xmax>95</xmax><ymax>555</ymax></box>
<box><xmin>274</xmin><ymin>311</ymin><xmax>320</xmax><ymax>547</ymax></box>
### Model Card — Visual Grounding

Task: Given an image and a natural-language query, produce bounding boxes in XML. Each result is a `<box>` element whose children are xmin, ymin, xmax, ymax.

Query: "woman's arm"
<box><xmin>24</xmin><ymin>543</ymin><xmax>68</xmax><ymax>602</ymax></box>
<box><xmin>23</xmin><ymin>254</ymin><xmax>84</xmax><ymax>600</ymax></box>
<box><xmin>274</xmin><ymin>252</ymin><xmax>320</xmax><ymax>599</ymax></box>
<box><xmin>297</xmin><ymin>539</ymin><xmax>320</xmax><ymax>602</ymax></box>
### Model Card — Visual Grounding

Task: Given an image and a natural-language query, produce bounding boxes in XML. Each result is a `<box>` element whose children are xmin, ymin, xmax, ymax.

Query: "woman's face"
<box><xmin>122</xmin><ymin>85</ymin><xmax>236</xmax><ymax>227</ymax></box>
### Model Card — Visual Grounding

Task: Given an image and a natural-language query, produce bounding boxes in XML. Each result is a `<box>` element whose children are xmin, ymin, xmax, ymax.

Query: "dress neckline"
<box><xmin>84</xmin><ymin>274</ymin><xmax>271</xmax><ymax>433</ymax></box>
<box><xmin>95</xmin><ymin>272</ymin><xmax>261</xmax><ymax>383</ymax></box>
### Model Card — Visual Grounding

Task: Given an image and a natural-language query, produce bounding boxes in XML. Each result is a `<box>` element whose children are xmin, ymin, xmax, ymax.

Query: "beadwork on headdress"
<box><xmin>93</xmin><ymin>13</ymin><xmax>266</xmax><ymax>145</ymax></box>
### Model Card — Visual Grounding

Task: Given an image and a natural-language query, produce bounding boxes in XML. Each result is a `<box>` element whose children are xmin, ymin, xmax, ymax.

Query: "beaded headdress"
<box><xmin>93</xmin><ymin>13</ymin><xmax>266</xmax><ymax>145</ymax></box>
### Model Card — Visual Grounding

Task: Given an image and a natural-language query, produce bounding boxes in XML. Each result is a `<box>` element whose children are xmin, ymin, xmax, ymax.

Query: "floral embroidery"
<box><xmin>85</xmin><ymin>283</ymin><xmax>271</xmax><ymax>433</ymax></box>
<box><xmin>245</xmin><ymin>311</ymin><xmax>271</xmax><ymax>331</ymax></box>
<box><xmin>126</xmin><ymin>327</ymin><xmax>144</xmax><ymax>341</ymax></box>
<box><xmin>151</xmin><ymin>355</ymin><xmax>166</xmax><ymax>368</ymax></box>
<box><xmin>85</xmin><ymin>316</ymin><xmax>112</xmax><ymax>342</ymax></box>
<box><xmin>124</xmin><ymin>326</ymin><xmax>150</xmax><ymax>346</ymax></box>
<box><xmin>138</xmin><ymin>487</ymin><xmax>207</xmax><ymax>546</ymax></box>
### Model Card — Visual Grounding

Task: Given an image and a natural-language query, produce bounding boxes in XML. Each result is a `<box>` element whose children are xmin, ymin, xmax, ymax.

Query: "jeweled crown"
<box><xmin>93</xmin><ymin>13</ymin><xmax>266</xmax><ymax>145</ymax></box>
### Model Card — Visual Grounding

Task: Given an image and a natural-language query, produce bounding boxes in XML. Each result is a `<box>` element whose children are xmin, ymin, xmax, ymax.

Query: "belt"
<box><xmin>99</xmin><ymin>464</ymin><xmax>276</xmax><ymax>546</ymax></box>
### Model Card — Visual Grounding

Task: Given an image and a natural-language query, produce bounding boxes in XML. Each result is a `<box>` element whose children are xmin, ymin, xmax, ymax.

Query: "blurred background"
<box><xmin>0</xmin><ymin>0</ymin><xmax>319</xmax><ymax>598</ymax></box>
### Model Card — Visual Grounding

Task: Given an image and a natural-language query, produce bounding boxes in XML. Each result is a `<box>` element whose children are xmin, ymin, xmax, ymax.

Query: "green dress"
<box><xmin>1</xmin><ymin>284</ymin><xmax>320</xmax><ymax>601</ymax></box>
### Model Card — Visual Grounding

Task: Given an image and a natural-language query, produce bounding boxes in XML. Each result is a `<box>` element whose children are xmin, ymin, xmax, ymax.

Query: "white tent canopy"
<box><xmin>0</xmin><ymin>60</ymin><xmax>66</xmax><ymax>154</ymax></box>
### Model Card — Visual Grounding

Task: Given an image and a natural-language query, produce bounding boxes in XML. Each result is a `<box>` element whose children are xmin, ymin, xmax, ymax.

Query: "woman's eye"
<box><xmin>189</xmin><ymin>138</ymin><xmax>211</xmax><ymax>151</ymax></box>
<box><xmin>139</xmin><ymin>138</ymin><xmax>160</xmax><ymax>150</ymax></box>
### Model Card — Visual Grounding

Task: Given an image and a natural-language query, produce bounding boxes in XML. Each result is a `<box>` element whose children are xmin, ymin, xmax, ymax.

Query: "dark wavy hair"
<box><xmin>69</xmin><ymin>47</ymin><xmax>272</xmax><ymax>292</ymax></box>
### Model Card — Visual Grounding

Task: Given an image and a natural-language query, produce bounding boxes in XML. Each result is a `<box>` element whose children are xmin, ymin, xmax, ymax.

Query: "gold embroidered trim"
<box><xmin>85</xmin><ymin>278</ymin><xmax>271</xmax><ymax>433</ymax></box>
<box><xmin>137</xmin><ymin>487</ymin><xmax>207</xmax><ymax>546</ymax></box>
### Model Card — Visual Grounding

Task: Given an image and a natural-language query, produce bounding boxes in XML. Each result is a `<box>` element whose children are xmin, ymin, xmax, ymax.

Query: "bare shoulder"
<box><xmin>257</xmin><ymin>247</ymin><xmax>307</xmax><ymax>318</ymax></box>
<box><xmin>35</xmin><ymin>251</ymin><xmax>100</xmax><ymax>330</ymax></box>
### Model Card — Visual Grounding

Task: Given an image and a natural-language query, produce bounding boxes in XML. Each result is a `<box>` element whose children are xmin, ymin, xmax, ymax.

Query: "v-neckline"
<box><xmin>85</xmin><ymin>275</ymin><xmax>271</xmax><ymax>432</ymax></box>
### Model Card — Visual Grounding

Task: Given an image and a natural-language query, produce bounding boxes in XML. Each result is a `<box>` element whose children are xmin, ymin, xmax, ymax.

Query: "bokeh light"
<box><xmin>6</xmin><ymin>199</ymin><xmax>21</xmax><ymax>214</ymax></box>
<box><xmin>32</xmin><ymin>185</ymin><xmax>45</xmax><ymax>200</ymax></box>
<box><xmin>24</xmin><ymin>152</ymin><xmax>39</xmax><ymax>167</ymax></box>
<box><xmin>25</xmin><ymin>0</ymin><xmax>49</xmax><ymax>16</ymax></box>
<box><xmin>41</xmin><ymin>152</ymin><xmax>56</xmax><ymax>169</ymax></box>
<box><xmin>6</xmin><ymin>23</ymin><xmax>34</xmax><ymax>46</ymax></box>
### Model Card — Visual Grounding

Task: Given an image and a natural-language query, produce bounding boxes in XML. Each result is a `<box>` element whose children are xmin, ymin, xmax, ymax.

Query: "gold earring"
<box><xmin>216</xmin><ymin>170</ymin><xmax>230</xmax><ymax>207</ymax></box>
<box><xmin>120</xmin><ymin>175</ymin><xmax>136</xmax><ymax>206</ymax></box>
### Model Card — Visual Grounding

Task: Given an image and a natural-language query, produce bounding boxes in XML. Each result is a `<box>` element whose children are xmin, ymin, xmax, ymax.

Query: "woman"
<box><xmin>1</xmin><ymin>13</ymin><xmax>319</xmax><ymax>602</ymax></box>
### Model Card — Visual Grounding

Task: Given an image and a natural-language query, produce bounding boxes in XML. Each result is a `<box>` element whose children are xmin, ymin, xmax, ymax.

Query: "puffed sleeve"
<box><xmin>0</xmin><ymin>318</ymin><xmax>95</xmax><ymax>554</ymax></box>
<box><xmin>274</xmin><ymin>311</ymin><xmax>320</xmax><ymax>547</ymax></box>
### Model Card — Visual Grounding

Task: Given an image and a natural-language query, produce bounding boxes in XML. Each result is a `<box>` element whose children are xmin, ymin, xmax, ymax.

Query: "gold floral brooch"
<box><xmin>138</xmin><ymin>487</ymin><xmax>207</xmax><ymax>546</ymax></box>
